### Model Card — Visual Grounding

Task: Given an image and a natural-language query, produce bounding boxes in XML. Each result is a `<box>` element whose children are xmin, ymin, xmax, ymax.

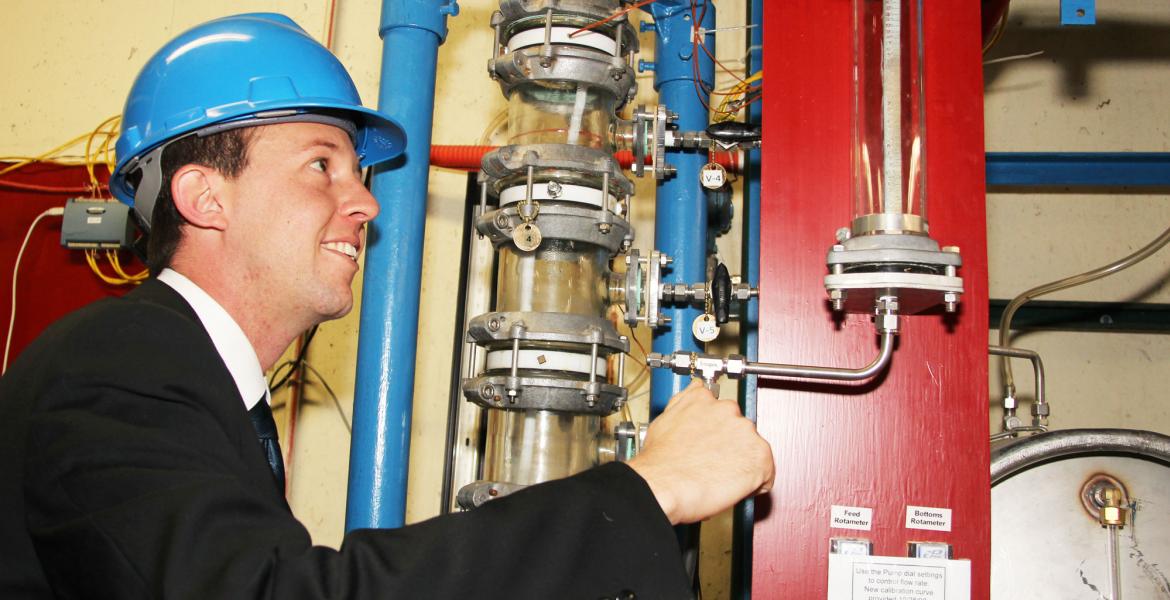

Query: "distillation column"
<box><xmin>458</xmin><ymin>0</ymin><xmax>640</xmax><ymax>504</ymax></box>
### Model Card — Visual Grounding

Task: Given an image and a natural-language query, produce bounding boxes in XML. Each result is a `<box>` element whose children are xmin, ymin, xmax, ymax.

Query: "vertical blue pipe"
<box><xmin>648</xmin><ymin>1</ymin><xmax>716</xmax><ymax>416</ymax></box>
<box><xmin>733</xmin><ymin>4</ymin><xmax>763</xmax><ymax>596</ymax></box>
<box><xmin>346</xmin><ymin>0</ymin><xmax>459</xmax><ymax>532</ymax></box>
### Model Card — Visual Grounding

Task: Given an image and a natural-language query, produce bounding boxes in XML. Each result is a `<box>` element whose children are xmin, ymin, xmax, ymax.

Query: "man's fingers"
<box><xmin>660</xmin><ymin>379</ymin><xmax>710</xmax><ymax>413</ymax></box>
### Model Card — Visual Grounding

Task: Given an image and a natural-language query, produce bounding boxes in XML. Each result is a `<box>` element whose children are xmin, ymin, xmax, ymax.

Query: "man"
<box><xmin>0</xmin><ymin>13</ymin><xmax>774</xmax><ymax>599</ymax></box>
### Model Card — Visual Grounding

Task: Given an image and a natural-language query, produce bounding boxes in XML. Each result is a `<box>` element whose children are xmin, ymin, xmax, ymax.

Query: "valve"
<box><xmin>656</xmin><ymin>262</ymin><xmax>757</xmax><ymax>342</ymax></box>
<box><xmin>622</xmin><ymin>253</ymin><xmax>757</xmax><ymax>341</ymax></box>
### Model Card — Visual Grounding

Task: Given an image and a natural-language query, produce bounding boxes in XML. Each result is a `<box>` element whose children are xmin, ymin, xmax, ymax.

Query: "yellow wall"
<box><xmin>983</xmin><ymin>0</ymin><xmax>1170</xmax><ymax>435</ymax></box>
<box><xmin>8</xmin><ymin>0</ymin><xmax>1170</xmax><ymax>597</ymax></box>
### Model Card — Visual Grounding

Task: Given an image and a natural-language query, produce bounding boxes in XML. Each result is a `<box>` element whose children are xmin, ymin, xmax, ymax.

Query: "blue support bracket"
<box><xmin>1061</xmin><ymin>0</ymin><xmax>1096</xmax><ymax>26</ymax></box>
<box><xmin>986</xmin><ymin>152</ymin><xmax>1170</xmax><ymax>187</ymax></box>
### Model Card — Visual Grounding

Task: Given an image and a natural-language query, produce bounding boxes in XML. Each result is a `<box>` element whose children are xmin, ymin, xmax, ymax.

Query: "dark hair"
<box><xmin>144</xmin><ymin>128</ymin><xmax>254</xmax><ymax>274</ymax></box>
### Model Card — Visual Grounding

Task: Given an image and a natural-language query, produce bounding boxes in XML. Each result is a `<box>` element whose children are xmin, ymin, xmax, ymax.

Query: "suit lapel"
<box><xmin>128</xmin><ymin>278</ymin><xmax>290</xmax><ymax>506</ymax></box>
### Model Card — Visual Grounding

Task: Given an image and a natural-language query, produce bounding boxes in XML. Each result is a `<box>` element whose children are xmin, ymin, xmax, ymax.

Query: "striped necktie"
<box><xmin>248</xmin><ymin>398</ymin><xmax>286</xmax><ymax>493</ymax></box>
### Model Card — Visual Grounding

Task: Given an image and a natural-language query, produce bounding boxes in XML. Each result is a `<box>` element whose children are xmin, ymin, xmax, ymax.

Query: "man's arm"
<box><xmin>21</xmin><ymin>306</ymin><xmax>691</xmax><ymax>599</ymax></box>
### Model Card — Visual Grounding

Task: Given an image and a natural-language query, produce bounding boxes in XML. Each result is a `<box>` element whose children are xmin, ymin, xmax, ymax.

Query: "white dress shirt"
<box><xmin>156</xmin><ymin>268</ymin><xmax>270</xmax><ymax>410</ymax></box>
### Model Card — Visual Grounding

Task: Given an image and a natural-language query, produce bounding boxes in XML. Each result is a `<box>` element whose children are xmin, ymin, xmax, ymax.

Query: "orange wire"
<box><xmin>324</xmin><ymin>0</ymin><xmax>338</xmax><ymax>50</ymax></box>
<box><xmin>570</xmin><ymin>0</ymin><xmax>656</xmax><ymax>38</ymax></box>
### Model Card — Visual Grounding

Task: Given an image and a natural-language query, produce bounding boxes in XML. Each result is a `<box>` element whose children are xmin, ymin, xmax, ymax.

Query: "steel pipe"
<box><xmin>745</xmin><ymin>332</ymin><xmax>895</xmax><ymax>381</ymax></box>
<box><xmin>647</xmin><ymin>0</ymin><xmax>716</xmax><ymax>416</ymax></box>
<box><xmin>989</xmin><ymin>345</ymin><xmax>1047</xmax><ymax>428</ymax></box>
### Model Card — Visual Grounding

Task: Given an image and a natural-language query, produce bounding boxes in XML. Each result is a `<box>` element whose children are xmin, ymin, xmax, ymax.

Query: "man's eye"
<box><xmin>310</xmin><ymin>158</ymin><xmax>328</xmax><ymax>172</ymax></box>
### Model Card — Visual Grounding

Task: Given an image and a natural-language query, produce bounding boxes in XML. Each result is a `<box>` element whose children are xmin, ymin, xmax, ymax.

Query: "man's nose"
<box><xmin>341</xmin><ymin>177</ymin><xmax>380</xmax><ymax>223</ymax></box>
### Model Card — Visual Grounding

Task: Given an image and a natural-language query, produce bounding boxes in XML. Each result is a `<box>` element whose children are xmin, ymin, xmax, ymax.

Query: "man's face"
<box><xmin>221</xmin><ymin>122</ymin><xmax>379</xmax><ymax>325</ymax></box>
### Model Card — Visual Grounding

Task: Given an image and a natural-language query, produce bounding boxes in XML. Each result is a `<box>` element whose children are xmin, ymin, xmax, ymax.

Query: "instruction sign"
<box><xmin>830</xmin><ymin>505</ymin><xmax>874</xmax><ymax>531</ymax></box>
<box><xmin>827</xmin><ymin>555</ymin><xmax>970</xmax><ymax>600</ymax></box>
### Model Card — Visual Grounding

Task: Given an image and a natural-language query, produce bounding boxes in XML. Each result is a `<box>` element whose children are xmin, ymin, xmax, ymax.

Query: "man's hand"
<box><xmin>626</xmin><ymin>380</ymin><xmax>775</xmax><ymax>525</ymax></box>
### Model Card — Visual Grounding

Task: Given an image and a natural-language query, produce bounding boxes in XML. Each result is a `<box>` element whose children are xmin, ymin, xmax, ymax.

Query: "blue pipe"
<box><xmin>346</xmin><ymin>0</ymin><xmax>458</xmax><ymax>532</ymax></box>
<box><xmin>648</xmin><ymin>1</ymin><xmax>715</xmax><ymax>417</ymax></box>
<box><xmin>733</xmin><ymin>1</ymin><xmax>763</xmax><ymax>597</ymax></box>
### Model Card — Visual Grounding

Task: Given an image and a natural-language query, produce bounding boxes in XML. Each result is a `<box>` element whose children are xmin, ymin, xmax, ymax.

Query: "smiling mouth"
<box><xmin>322</xmin><ymin>241</ymin><xmax>359</xmax><ymax>261</ymax></box>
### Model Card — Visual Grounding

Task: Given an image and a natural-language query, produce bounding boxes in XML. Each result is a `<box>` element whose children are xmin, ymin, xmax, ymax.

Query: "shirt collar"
<box><xmin>156</xmin><ymin>268</ymin><xmax>270</xmax><ymax>410</ymax></box>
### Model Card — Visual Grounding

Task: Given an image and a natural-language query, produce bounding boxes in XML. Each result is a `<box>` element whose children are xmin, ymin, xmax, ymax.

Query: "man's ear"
<box><xmin>171</xmin><ymin>165</ymin><xmax>228</xmax><ymax>231</ymax></box>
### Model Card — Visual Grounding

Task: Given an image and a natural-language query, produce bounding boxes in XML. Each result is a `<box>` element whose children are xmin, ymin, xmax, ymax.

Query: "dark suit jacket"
<box><xmin>0</xmin><ymin>279</ymin><xmax>688</xmax><ymax>599</ymax></box>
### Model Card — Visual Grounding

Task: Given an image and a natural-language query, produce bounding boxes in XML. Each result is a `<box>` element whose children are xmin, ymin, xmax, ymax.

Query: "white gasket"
<box><xmin>486</xmin><ymin>348</ymin><xmax>607</xmax><ymax>376</ymax></box>
<box><xmin>500</xmin><ymin>183</ymin><xmax>617</xmax><ymax>210</ymax></box>
<box><xmin>506</xmin><ymin>26</ymin><xmax>618</xmax><ymax>56</ymax></box>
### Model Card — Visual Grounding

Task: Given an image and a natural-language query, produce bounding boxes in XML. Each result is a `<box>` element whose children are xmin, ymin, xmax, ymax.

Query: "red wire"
<box><xmin>0</xmin><ymin>180</ymin><xmax>105</xmax><ymax>194</ymax></box>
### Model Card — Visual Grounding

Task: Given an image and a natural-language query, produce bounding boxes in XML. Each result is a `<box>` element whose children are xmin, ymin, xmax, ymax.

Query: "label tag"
<box><xmin>827</xmin><ymin>554</ymin><xmax>971</xmax><ymax>600</ymax></box>
<box><xmin>700</xmin><ymin>162</ymin><xmax>726</xmax><ymax>189</ymax></box>
<box><xmin>87</xmin><ymin>216</ymin><xmax>103</xmax><ymax>224</ymax></box>
<box><xmin>905</xmin><ymin>506</ymin><xmax>952</xmax><ymax>532</ymax></box>
<box><xmin>692</xmin><ymin>313</ymin><xmax>720</xmax><ymax>342</ymax></box>
<box><xmin>512</xmin><ymin>222</ymin><xmax>542</xmax><ymax>251</ymax></box>
<box><xmin>830</xmin><ymin>505</ymin><xmax>873</xmax><ymax>531</ymax></box>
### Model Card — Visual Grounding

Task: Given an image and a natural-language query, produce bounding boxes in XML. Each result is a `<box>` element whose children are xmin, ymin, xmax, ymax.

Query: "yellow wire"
<box><xmin>0</xmin><ymin>132</ymin><xmax>96</xmax><ymax>177</ymax></box>
<box><xmin>0</xmin><ymin>156</ymin><xmax>89</xmax><ymax>165</ymax></box>
<box><xmin>714</xmin><ymin>70</ymin><xmax>763</xmax><ymax>122</ymax></box>
<box><xmin>85</xmin><ymin>116</ymin><xmax>121</xmax><ymax>192</ymax></box>
<box><xmin>85</xmin><ymin>250</ymin><xmax>131</xmax><ymax>285</ymax></box>
<box><xmin>106</xmin><ymin>250</ymin><xmax>148</xmax><ymax>281</ymax></box>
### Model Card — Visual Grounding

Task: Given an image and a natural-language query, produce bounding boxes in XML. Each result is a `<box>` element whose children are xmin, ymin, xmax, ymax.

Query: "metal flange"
<box><xmin>467</xmin><ymin>311</ymin><xmax>628</xmax><ymax>353</ymax></box>
<box><xmin>476</xmin><ymin>203</ymin><xmax>632</xmax><ymax>254</ymax></box>
<box><xmin>490</xmin><ymin>1</ymin><xmax>638</xmax><ymax>104</ymax></box>
<box><xmin>463</xmin><ymin>373</ymin><xmax>626</xmax><ymax>415</ymax></box>
<box><xmin>481</xmin><ymin>144</ymin><xmax>634</xmax><ymax>197</ymax></box>
<box><xmin>825</xmin><ymin>233</ymin><xmax>964</xmax><ymax>314</ymax></box>
<box><xmin>490</xmin><ymin>46</ymin><xmax>635</xmax><ymax>105</ymax></box>
<box><xmin>456</xmin><ymin>479</ymin><xmax>528</xmax><ymax>510</ymax></box>
<box><xmin>498</xmin><ymin>0</ymin><xmax>634</xmax><ymax>24</ymax></box>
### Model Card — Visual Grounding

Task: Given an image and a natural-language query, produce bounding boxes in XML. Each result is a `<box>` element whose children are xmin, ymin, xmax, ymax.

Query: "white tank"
<box><xmin>992</xmin><ymin>429</ymin><xmax>1170</xmax><ymax>599</ymax></box>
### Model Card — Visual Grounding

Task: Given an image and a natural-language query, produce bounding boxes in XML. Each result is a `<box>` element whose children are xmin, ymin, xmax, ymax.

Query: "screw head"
<box><xmin>546</xmin><ymin>180</ymin><xmax>562</xmax><ymax>198</ymax></box>
<box><xmin>488</xmin><ymin>318</ymin><xmax>501</xmax><ymax>332</ymax></box>
<box><xmin>598</xmin><ymin>222</ymin><xmax>612</xmax><ymax>234</ymax></box>
<box><xmin>480</xmin><ymin>384</ymin><xmax>496</xmax><ymax>399</ymax></box>
<box><xmin>835</xmin><ymin>227</ymin><xmax>851</xmax><ymax>243</ymax></box>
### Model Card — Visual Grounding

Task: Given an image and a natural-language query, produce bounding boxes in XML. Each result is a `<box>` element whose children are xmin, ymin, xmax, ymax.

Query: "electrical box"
<box><xmin>60</xmin><ymin>198</ymin><xmax>135</xmax><ymax>249</ymax></box>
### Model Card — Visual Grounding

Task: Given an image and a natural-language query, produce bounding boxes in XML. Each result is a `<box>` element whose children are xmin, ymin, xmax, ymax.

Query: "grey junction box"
<box><xmin>59</xmin><ymin>198</ymin><xmax>135</xmax><ymax>249</ymax></box>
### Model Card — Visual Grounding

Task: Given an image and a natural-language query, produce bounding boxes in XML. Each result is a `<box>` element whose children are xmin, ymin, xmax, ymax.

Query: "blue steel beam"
<box><xmin>734</xmin><ymin>2</ymin><xmax>763</xmax><ymax>596</ymax></box>
<box><xmin>347</xmin><ymin>0</ymin><xmax>459</xmax><ymax>532</ymax></box>
<box><xmin>648</xmin><ymin>0</ymin><xmax>715</xmax><ymax>417</ymax></box>
<box><xmin>986</xmin><ymin>152</ymin><xmax>1170</xmax><ymax>187</ymax></box>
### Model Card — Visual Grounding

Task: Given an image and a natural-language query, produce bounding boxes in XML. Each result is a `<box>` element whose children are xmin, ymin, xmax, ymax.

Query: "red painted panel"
<box><xmin>754</xmin><ymin>2</ymin><xmax>990</xmax><ymax>598</ymax></box>
<box><xmin>1</xmin><ymin>164</ymin><xmax>136</xmax><ymax>369</ymax></box>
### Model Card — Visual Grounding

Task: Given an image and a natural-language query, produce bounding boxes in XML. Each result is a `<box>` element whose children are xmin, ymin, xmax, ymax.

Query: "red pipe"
<box><xmin>429</xmin><ymin>145</ymin><xmax>742</xmax><ymax>174</ymax></box>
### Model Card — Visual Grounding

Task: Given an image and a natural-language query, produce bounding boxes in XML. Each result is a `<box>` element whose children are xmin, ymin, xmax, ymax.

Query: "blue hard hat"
<box><xmin>110</xmin><ymin>12</ymin><xmax>404</xmax><ymax>206</ymax></box>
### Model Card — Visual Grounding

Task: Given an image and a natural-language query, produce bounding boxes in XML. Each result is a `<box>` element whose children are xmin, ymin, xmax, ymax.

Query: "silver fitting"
<box><xmin>874</xmin><ymin>296</ymin><xmax>900</xmax><ymax>335</ymax></box>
